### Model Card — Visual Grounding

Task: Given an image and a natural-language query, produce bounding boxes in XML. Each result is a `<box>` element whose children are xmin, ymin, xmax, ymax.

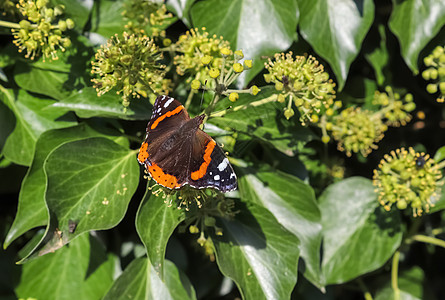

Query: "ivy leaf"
<box><xmin>15</xmin><ymin>233</ymin><xmax>117</xmax><ymax>300</ymax></box>
<box><xmin>213</xmin><ymin>202</ymin><xmax>300</xmax><ymax>300</ymax></box>
<box><xmin>90</xmin><ymin>0</ymin><xmax>126</xmax><ymax>38</ymax></box>
<box><xmin>167</xmin><ymin>0</ymin><xmax>196</xmax><ymax>26</ymax></box>
<box><xmin>190</xmin><ymin>0</ymin><xmax>299</xmax><ymax>85</ymax></box>
<box><xmin>53</xmin><ymin>0</ymin><xmax>90</xmax><ymax>30</ymax></box>
<box><xmin>388</xmin><ymin>0</ymin><xmax>445</xmax><ymax>74</ymax></box>
<box><xmin>104</xmin><ymin>257</ymin><xmax>196</xmax><ymax>300</ymax></box>
<box><xmin>3</xmin><ymin>125</ymin><xmax>108</xmax><ymax>249</ymax></box>
<box><xmin>238</xmin><ymin>166</ymin><xmax>324</xmax><ymax>287</ymax></box>
<box><xmin>52</xmin><ymin>87</ymin><xmax>152</xmax><ymax>120</ymax></box>
<box><xmin>19</xmin><ymin>137</ymin><xmax>139</xmax><ymax>262</ymax></box>
<box><xmin>136</xmin><ymin>188</ymin><xmax>185</xmax><ymax>278</ymax></box>
<box><xmin>319</xmin><ymin>177</ymin><xmax>403</xmax><ymax>284</ymax></box>
<box><xmin>434</xmin><ymin>146</ymin><xmax>445</xmax><ymax>162</ymax></box>
<box><xmin>365</xmin><ymin>25</ymin><xmax>390</xmax><ymax>86</ymax></box>
<box><xmin>298</xmin><ymin>0</ymin><xmax>375</xmax><ymax>89</ymax></box>
<box><xmin>209</xmin><ymin>87</ymin><xmax>315</xmax><ymax>155</ymax></box>
<box><xmin>0</xmin><ymin>88</ymin><xmax>77</xmax><ymax>166</ymax></box>
<box><xmin>14</xmin><ymin>34</ymin><xmax>93</xmax><ymax>100</ymax></box>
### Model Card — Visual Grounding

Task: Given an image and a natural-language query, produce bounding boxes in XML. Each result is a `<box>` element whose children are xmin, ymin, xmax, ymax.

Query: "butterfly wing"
<box><xmin>188</xmin><ymin>130</ymin><xmax>237</xmax><ymax>192</ymax></box>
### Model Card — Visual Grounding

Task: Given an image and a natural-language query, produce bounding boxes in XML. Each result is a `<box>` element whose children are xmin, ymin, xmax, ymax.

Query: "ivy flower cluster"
<box><xmin>422</xmin><ymin>45</ymin><xmax>445</xmax><ymax>103</ymax></box>
<box><xmin>122</xmin><ymin>0</ymin><xmax>172</xmax><ymax>38</ymax></box>
<box><xmin>264</xmin><ymin>52</ymin><xmax>337</xmax><ymax>124</ymax></box>
<box><xmin>11</xmin><ymin>0</ymin><xmax>74</xmax><ymax>61</ymax></box>
<box><xmin>326</xmin><ymin>87</ymin><xmax>415</xmax><ymax>157</ymax></box>
<box><xmin>373</xmin><ymin>147</ymin><xmax>443</xmax><ymax>217</ymax></box>
<box><xmin>174</xmin><ymin>27</ymin><xmax>231</xmax><ymax>78</ymax></box>
<box><xmin>91</xmin><ymin>32</ymin><xmax>170</xmax><ymax>107</ymax></box>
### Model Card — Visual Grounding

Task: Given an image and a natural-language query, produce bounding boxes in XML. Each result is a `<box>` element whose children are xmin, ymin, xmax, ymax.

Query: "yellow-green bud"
<box><xmin>322</xmin><ymin>135</ymin><xmax>330</xmax><ymax>144</ymax></box>
<box><xmin>58</xmin><ymin>20</ymin><xmax>67</xmax><ymax>31</ymax></box>
<box><xmin>201</xmin><ymin>55</ymin><xmax>212</xmax><ymax>65</ymax></box>
<box><xmin>275</xmin><ymin>81</ymin><xmax>284</xmax><ymax>91</ymax></box>
<box><xmin>311</xmin><ymin>114</ymin><xmax>319</xmax><ymax>123</ymax></box>
<box><xmin>191</xmin><ymin>80</ymin><xmax>201</xmax><ymax>90</ymax></box>
<box><xmin>189</xmin><ymin>225</ymin><xmax>199</xmax><ymax>234</ymax></box>
<box><xmin>234</xmin><ymin>50</ymin><xmax>244</xmax><ymax>59</ymax></box>
<box><xmin>244</xmin><ymin>59</ymin><xmax>252</xmax><ymax>69</ymax></box>
<box><xmin>163</xmin><ymin>38</ymin><xmax>172</xmax><ymax>46</ymax></box>
<box><xmin>220</xmin><ymin>48</ymin><xmax>231</xmax><ymax>56</ymax></box>
<box><xmin>250</xmin><ymin>85</ymin><xmax>260</xmax><ymax>96</ymax></box>
<box><xmin>233</xmin><ymin>63</ymin><xmax>243</xmax><ymax>73</ymax></box>
<box><xmin>209</xmin><ymin>68</ymin><xmax>220</xmax><ymax>78</ymax></box>
<box><xmin>426</xmin><ymin>83</ymin><xmax>438</xmax><ymax>94</ymax></box>
<box><xmin>284</xmin><ymin>108</ymin><xmax>294</xmax><ymax>119</ymax></box>
<box><xmin>277</xmin><ymin>94</ymin><xmax>285</xmax><ymax>103</ymax></box>
<box><xmin>229</xmin><ymin>92</ymin><xmax>239</xmax><ymax>102</ymax></box>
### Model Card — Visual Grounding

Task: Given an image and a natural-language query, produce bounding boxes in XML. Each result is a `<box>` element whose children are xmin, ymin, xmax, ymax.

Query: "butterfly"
<box><xmin>137</xmin><ymin>95</ymin><xmax>237</xmax><ymax>192</ymax></box>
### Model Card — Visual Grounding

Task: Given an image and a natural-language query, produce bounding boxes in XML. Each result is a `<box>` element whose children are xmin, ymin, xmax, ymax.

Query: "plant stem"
<box><xmin>0</xmin><ymin>20</ymin><xmax>21</xmax><ymax>29</ymax></box>
<box><xmin>209</xmin><ymin>94</ymin><xmax>277</xmax><ymax>118</ymax></box>
<box><xmin>357</xmin><ymin>278</ymin><xmax>373</xmax><ymax>300</ymax></box>
<box><xmin>391</xmin><ymin>250</ymin><xmax>400</xmax><ymax>300</ymax></box>
<box><xmin>409</xmin><ymin>234</ymin><xmax>445</xmax><ymax>248</ymax></box>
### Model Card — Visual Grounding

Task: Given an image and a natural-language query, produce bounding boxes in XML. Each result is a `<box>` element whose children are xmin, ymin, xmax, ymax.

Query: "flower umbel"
<box><xmin>91</xmin><ymin>32</ymin><xmax>170</xmax><ymax>107</ymax></box>
<box><xmin>11</xmin><ymin>0</ymin><xmax>74</xmax><ymax>61</ymax></box>
<box><xmin>373</xmin><ymin>147</ymin><xmax>443</xmax><ymax>217</ymax></box>
<box><xmin>422</xmin><ymin>45</ymin><xmax>445</xmax><ymax>103</ymax></box>
<box><xmin>264</xmin><ymin>52</ymin><xmax>337</xmax><ymax>124</ymax></box>
<box><xmin>331</xmin><ymin>107</ymin><xmax>387</xmax><ymax>157</ymax></box>
<box><xmin>372</xmin><ymin>86</ymin><xmax>416</xmax><ymax>126</ymax></box>
<box><xmin>174</xmin><ymin>27</ymin><xmax>231</xmax><ymax>77</ymax></box>
<box><xmin>122</xmin><ymin>0</ymin><xmax>173</xmax><ymax>38</ymax></box>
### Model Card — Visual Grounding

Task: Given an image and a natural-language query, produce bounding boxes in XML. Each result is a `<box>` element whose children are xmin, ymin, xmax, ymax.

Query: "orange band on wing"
<box><xmin>191</xmin><ymin>140</ymin><xmax>216</xmax><ymax>180</ymax></box>
<box><xmin>151</xmin><ymin>106</ymin><xmax>184</xmax><ymax>130</ymax></box>
<box><xmin>137</xmin><ymin>142</ymin><xmax>149</xmax><ymax>163</ymax></box>
<box><xmin>148</xmin><ymin>162</ymin><xmax>181</xmax><ymax>189</ymax></box>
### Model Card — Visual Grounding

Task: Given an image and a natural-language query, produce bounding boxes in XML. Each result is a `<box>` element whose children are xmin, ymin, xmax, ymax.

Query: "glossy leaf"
<box><xmin>209</xmin><ymin>87</ymin><xmax>315</xmax><ymax>155</ymax></box>
<box><xmin>104</xmin><ymin>257</ymin><xmax>196</xmax><ymax>300</ymax></box>
<box><xmin>213</xmin><ymin>202</ymin><xmax>300</xmax><ymax>300</ymax></box>
<box><xmin>365</xmin><ymin>25</ymin><xmax>390</xmax><ymax>86</ymax></box>
<box><xmin>54</xmin><ymin>0</ymin><xmax>90</xmax><ymax>30</ymax></box>
<box><xmin>90</xmin><ymin>0</ymin><xmax>126</xmax><ymax>38</ymax></box>
<box><xmin>0</xmin><ymin>88</ymin><xmax>77</xmax><ymax>166</ymax></box>
<box><xmin>319</xmin><ymin>177</ymin><xmax>403</xmax><ymax>284</ymax></box>
<box><xmin>388</xmin><ymin>0</ymin><xmax>445</xmax><ymax>73</ymax></box>
<box><xmin>15</xmin><ymin>233</ymin><xmax>117</xmax><ymax>300</ymax></box>
<box><xmin>136</xmin><ymin>188</ymin><xmax>185</xmax><ymax>277</ymax></box>
<box><xmin>167</xmin><ymin>0</ymin><xmax>196</xmax><ymax>26</ymax></box>
<box><xmin>190</xmin><ymin>0</ymin><xmax>299</xmax><ymax>85</ymax></box>
<box><xmin>298</xmin><ymin>0</ymin><xmax>375</xmax><ymax>89</ymax></box>
<box><xmin>52</xmin><ymin>87</ymin><xmax>152</xmax><ymax>120</ymax></box>
<box><xmin>20</xmin><ymin>137</ymin><xmax>139</xmax><ymax>261</ymax></box>
<box><xmin>13</xmin><ymin>34</ymin><xmax>93</xmax><ymax>100</ymax></box>
<box><xmin>238</xmin><ymin>166</ymin><xmax>323</xmax><ymax>286</ymax></box>
<box><xmin>434</xmin><ymin>146</ymin><xmax>445</xmax><ymax>162</ymax></box>
<box><xmin>4</xmin><ymin>125</ymin><xmax>107</xmax><ymax>249</ymax></box>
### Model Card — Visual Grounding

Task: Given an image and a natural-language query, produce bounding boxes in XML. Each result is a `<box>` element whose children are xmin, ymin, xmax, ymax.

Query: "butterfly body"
<box><xmin>138</xmin><ymin>95</ymin><xmax>237</xmax><ymax>192</ymax></box>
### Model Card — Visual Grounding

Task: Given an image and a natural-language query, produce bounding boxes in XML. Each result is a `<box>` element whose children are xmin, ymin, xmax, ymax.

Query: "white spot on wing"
<box><xmin>164</xmin><ymin>98</ymin><xmax>174</xmax><ymax>108</ymax></box>
<box><xmin>230</xmin><ymin>173</ymin><xmax>236</xmax><ymax>179</ymax></box>
<box><xmin>214</xmin><ymin>175</ymin><xmax>220</xmax><ymax>181</ymax></box>
<box><xmin>217</xmin><ymin>158</ymin><xmax>229</xmax><ymax>171</ymax></box>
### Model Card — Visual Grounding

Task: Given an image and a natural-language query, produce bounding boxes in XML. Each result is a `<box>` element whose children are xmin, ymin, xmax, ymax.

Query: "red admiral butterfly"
<box><xmin>137</xmin><ymin>95</ymin><xmax>237</xmax><ymax>192</ymax></box>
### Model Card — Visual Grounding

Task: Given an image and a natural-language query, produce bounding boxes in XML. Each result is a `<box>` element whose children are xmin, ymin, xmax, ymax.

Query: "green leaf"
<box><xmin>104</xmin><ymin>257</ymin><xmax>196</xmax><ymax>300</ymax></box>
<box><xmin>20</xmin><ymin>137</ymin><xmax>139</xmax><ymax>261</ymax></box>
<box><xmin>429</xmin><ymin>182</ymin><xmax>445</xmax><ymax>214</ymax></box>
<box><xmin>190</xmin><ymin>0</ymin><xmax>299</xmax><ymax>85</ymax></box>
<box><xmin>4</xmin><ymin>124</ymin><xmax>107</xmax><ymax>249</ymax></box>
<box><xmin>365</xmin><ymin>25</ymin><xmax>390</xmax><ymax>86</ymax></box>
<box><xmin>298</xmin><ymin>0</ymin><xmax>375</xmax><ymax>89</ymax></box>
<box><xmin>136</xmin><ymin>188</ymin><xmax>185</xmax><ymax>278</ymax></box>
<box><xmin>53</xmin><ymin>0</ymin><xmax>90</xmax><ymax>30</ymax></box>
<box><xmin>15</xmin><ymin>233</ymin><xmax>117</xmax><ymax>300</ymax></box>
<box><xmin>0</xmin><ymin>88</ymin><xmax>77</xmax><ymax>166</ymax></box>
<box><xmin>388</xmin><ymin>0</ymin><xmax>445</xmax><ymax>74</ymax></box>
<box><xmin>209</xmin><ymin>86</ymin><xmax>315</xmax><ymax>155</ymax></box>
<box><xmin>238</xmin><ymin>166</ymin><xmax>324</xmax><ymax>287</ymax></box>
<box><xmin>375</xmin><ymin>267</ymin><xmax>424</xmax><ymax>300</ymax></box>
<box><xmin>13</xmin><ymin>34</ymin><xmax>93</xmax><ymax>100</ymax></box>
<box><xmin>0</xmin><ymin>98</ymin><xmax>15</xmax><ymax>152</ymax></box>
<box><xmin>319</xmin><ymin>177</ymin><xmax>403</xmax><ymax>284</ymax></box>
<box><xmin>213</xmin><ymin>202</ymin><xmax>300</xmax><ymax>300</ymax></box>
<box><xmin>52</xmin><ymin>87</ymin><xmax>152</xmax><ymax>120</ymax></box>
<box><xmin>434</xmin><ymin>146</ymin><xmax>445</xmax><ymax>162</ymax></box>
<box><xmin>167</xmin><ymin>0</ymin><xmax>196</xmax><ymax>26</ymax></box>
<box><xmin>90</xmin><ymin>0</ymin><xmax>126</xmax><ymax>38</ymax></box>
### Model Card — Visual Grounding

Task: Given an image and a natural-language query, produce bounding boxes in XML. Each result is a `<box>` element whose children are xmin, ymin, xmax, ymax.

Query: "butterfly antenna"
<box><xmin>199</xmin><ymin>80</ymin><xmax>207</xmax><ymax>111</ymax></box>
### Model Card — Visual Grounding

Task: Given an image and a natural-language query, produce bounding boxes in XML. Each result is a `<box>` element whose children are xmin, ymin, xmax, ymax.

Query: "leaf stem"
<box><xmin>357</xmin><ymin>278</ymin><xmax>373</xmax><ymax>300</ymax></box>
<box><xmin>209</xmin><ymin>94</ymin><xmax>277</xmax><ymax>118</ymax></box>
<box><xmin>391</xmin><ymin>250</ymin><xmax>400</xmax><ymax>300</ymax></box>
<box><xmin>408</xmin><ymin>234</ymin><xmax>445</xmax><ymax>248</ymax></box>
<box><xmin>0</xmin><ymin>20</ymin><xmax>21</xmax><ymax>29</ymax></box>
